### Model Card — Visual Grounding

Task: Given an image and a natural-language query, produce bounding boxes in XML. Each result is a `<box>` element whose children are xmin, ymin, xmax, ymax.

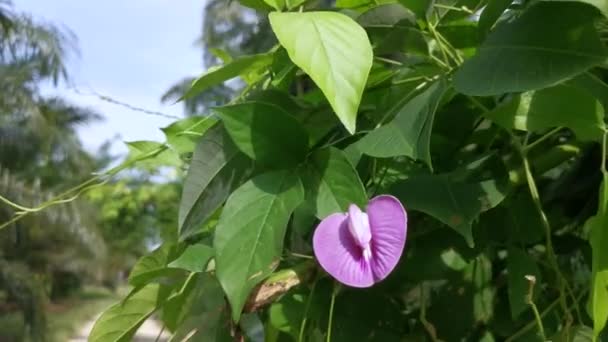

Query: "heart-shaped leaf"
<box><xmin>454</xmin><ymin>2</ymin><xmax>608</xmax><ymax>95</ymax></box>
<box><xmin>214</xmin><ymin>102</ymin><xmax>309</xmax><ymax>168</ymax></box>
<box><xmin>214</xmin><ymin>170</ymin><xmax>304</xmax><ymax>321</ymax></box>
<box><xmin>178</xmin><ymin>124</ymin><xmax>253</xmax><ymax>239</ymax></box>
<box><xmin>269</xmin><ymin>11</ymin><xmax>373</xmax><ymax>133</ymax></box>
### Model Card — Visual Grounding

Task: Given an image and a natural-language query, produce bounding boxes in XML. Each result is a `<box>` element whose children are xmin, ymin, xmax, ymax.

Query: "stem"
<box><xmin>0</xmin><ymin>145</ymin><xmax>168</xmax><ymax>231</ymax></box>
<box><xmin>298</xmin><ymin>278</ymin><xmax>319</xmax><ymax>342</ymax></box>
<box><xmin>326</xmin><ymin>284</ymin><xmax>338</xmax><ymax>342</ymax></box>
<box><xmin>374</xmin><ymin>56</ymin><xmax>403</xmax><ymax>66</ymax></box>
<box><xmin>523</xmin><ymin>127</ymin><xmax>563</xmax><ymax>152</ymax></box>
<box><xmin>525</xmin><ymin>275</ymin><xmax>547</xmax><ymax>340</ymax></box>
<box><xmin>154</xmin><ymin>325</ymin><xmax>166</xmax><ymax>342</ymax></box>
<box><xmin>420</xmin><ymin>283</ymin><xmax>441</xmax><ymax>342</ymax></box>
<box><xmin>514</xmin><ymin>135</ymin><xmax>572</xmax><ymax>330</ymax></box>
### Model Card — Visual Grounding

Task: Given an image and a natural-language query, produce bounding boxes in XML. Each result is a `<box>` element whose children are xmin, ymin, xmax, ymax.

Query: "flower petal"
<box><xmin>367</xmin><ymin>195</ymin><xmax>407</xmax><ymax>282</ymax></box>
<box><xmin>347</xmin><ymin>204</ymin><xmax>372</xmax><ymax>249</ymax></box>
<box><xmin>313</xmin><ymin>213</ymin><xmax>375</xmax><ymax>288</ymax></box>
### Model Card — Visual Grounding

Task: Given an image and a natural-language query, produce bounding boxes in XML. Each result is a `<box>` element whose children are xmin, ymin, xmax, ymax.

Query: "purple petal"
<box><xmin>313</xmin><ymin>213</ymin><xmax>375</xmax><ymax>288</ymax></box>
<box><xmin>367</xmin><ymin>195</ymin><xmax>407</xmax><ymax>282</ymax></box>
<box><xmin>347</xmin><ymin>204</ymin><xmax>372</xmax><ymax>255</ymax></box>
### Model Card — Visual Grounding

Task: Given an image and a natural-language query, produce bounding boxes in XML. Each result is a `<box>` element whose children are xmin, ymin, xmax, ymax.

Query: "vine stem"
<box><xmin>0</xmin><ymin>145</ymin><xmax>168</xmax><ymax>231</ymax></box>
<box><xmin>298</xmin><ymin>277</ymin><xmax>319</xmax><ymax>342</ymax></box>
<box><xmin>326</xmin><ymin>284</ymin><xmax>338</xmax><ymax>342</ymax></box>
<box><xmin>525</xmin><ymin>275</ymin><xmax>547</xmax><ymax>340</ymax></box>
<box><xmin>514</xmin><ymin>133</ymin><xmax>573</xmax><ymax>332</ymax></box>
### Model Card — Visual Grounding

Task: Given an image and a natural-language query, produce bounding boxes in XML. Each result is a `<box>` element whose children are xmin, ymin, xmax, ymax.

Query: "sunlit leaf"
<box><xmin>182</xmin><ymin>53</ymin><xmax>274</xmax><ymax>100</ymax></box>
<box><xmin>269</xmin><ymin>11</ymin><xmax>373</xmax><ymax>133</ymax></box>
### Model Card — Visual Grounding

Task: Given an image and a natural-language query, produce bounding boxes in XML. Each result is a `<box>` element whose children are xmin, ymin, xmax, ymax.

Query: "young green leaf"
<box><xmin>454</xmin><ymin>2</ymin><xmax>608</xmax><ymax>95</ymax></box>
<box><xmin>484</xmin><ymin>84</ymin><xmax>606</xmax><ymax>141</ymax></box>
<box><xmin>89</xmin><ymin>284</ymin><xmax>171</xmax><ymax>342</ymax></box>
<box><xmin>161</xmin><ymin>116</ymin><xmax>217</xmax><ymax>155</ymax></box>
<box><xmin>269</xmin><ymin>11</ymin><xmax>373</xmax><ymax>134</ymax></box>
<box><xmin>357</xmin><ymin>79</ymin><xmax>447</xmax><ymax>170</ymax></box>
<box><xmin>507</xmin><ymin>247</ymin><xmax>541</xmax><ymax>319</ymax></box>
<box><xmin>128</xmin><ymin>244</ymin><xmax>183</xmax><ymax>288</ymax></box>
<box><xmin>214</xmin><ymin>170</ymin><xmax>304</xmax><ymax>321</ymax></box>
<box><xmin>181</xmin><ymin>52</ymin><xmax>274</xmax><ymax>100</ymax></box>
<box><xmin>300</xmin><ymin>147</ymin><xmax>367</xmax><ymax>219</ymax></box>
<box><xmin>178</xmin><ymin>124</ymin><xmax>253</xmax><ymax>239</ymax></box>
<box><xmin>168</xmin><ymin>244</ymin><xmax>214</xmax><ymax>273</ymax></box>
<box><xmin>126</xmin><ymin>141</ymin><xmax>181</xmax><ymax>167</ymax></box>
<box><xmin>214</xmin><ymin>102</ymin><xmax>309</xmax><ymax>168</ymax></box>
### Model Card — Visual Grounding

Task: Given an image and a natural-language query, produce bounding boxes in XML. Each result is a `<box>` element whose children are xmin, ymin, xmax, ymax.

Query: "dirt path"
<box><xmin>69</xmin><ymin>314</ymin><xmax>170</xmax><ymax>342</ymax></box>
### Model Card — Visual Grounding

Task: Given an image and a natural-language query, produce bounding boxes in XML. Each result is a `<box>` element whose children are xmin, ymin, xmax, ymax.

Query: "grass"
<box><xmin>46</xmin><ymin>286</ymin><xmax>122</xmax><ymax>342</ymax></box>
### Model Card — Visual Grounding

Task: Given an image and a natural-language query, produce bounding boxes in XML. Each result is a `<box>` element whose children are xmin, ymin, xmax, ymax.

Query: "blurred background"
<box><xmin>0</xmin><ymin>0</ymin><xmax>277</xmax><ymax>340</ymax></box>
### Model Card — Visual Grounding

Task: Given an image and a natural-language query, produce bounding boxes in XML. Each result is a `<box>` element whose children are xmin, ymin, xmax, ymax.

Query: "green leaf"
<box><xmin>390</xmin><ymin>173</ymin><xmax>506</xmax><ymax>246</ymax></box>
<box><xmin>178</xmin><ymin>124</ymin><xmax>253</xmax><ymax>239</ymax></box>
<box><xmin>161</xmin><ymin>116</ymin><xmax>217</xmax><ymax>155</ymax></box>
<box><xmin>356</xmin><ymin>3</ymin><xmax>415</xmax><ymax>27</ymax></box>
<box><xmin>214</xmin><ymin>170</ymin><xmax>305</xmax><ymax>321</ymax></box>
<box><xmin>567</xmin><ymin>72</ymin><xmax>608</xmax><ymax>110</ymax></box>
<box><xmin>168</xmin><ymin>244</ymin><xmax>214</xmax><ymax>273</ymax></box>
<box><xmin>182</xmin><ymin>53</ymin><xmax>274</xmax><ymax>100</ymax></box>
<box><xmin>478</xmin><ymin>0</ymin><xmax>513</xmax><ymax>36</ymax></box>
<box><xmin>214</xmin><ymin>102</ymin><xmax>309</xmax><ymax>168</ymax></box>
<box><xmin>239</xmin><ymin>313</ymin><xmax>265</xmax><ymax>342</ymax></box>
<box><xmin>89</xmin><ymin>284</ymin><xmax>171</xmax><ymax>342</ymax></box>
<box><xmin>263</xmin><ymin>0</ymin><xmax>285</xmax><ymax>10</ymax></box>
<box><xmin>484</xmin><ymin>84</ymin><xmax>605</xmax><ymax>141</ymax></box>
<box><xmin>507</xmin><ymin>247</ymin><xmax>541</xmax><ymax>319</ymax></box>
<box><xmin>548</xmin><ymin>0</ymin><xmax>608</xmax><ymax>18</ymax></box>
<box><xmin>269</xmin><ymin>11</ymin><xmax>373</xmax><ymax>134</ymax></box>
<box><xmin>397</xmin><ymin>0</ymin><xmax>433</xmax><ymax>19</ymax></box>
<box><xmin>128</xmin><ymin>244</ymin><xmax>183</xmax><ymax>288</ymax></box>
<box><xmin>454</xmin><ymin>2</ymin><xmax>608</xmax><ymax>96</ymax></box>
<box><xmin>300</xmin><ymin>147</ymin><xmax>367</xmax><ymax>219</ymax></box>
<box><xmin>126</xmin><ymin>141</ymin><xmax>181</xmax><ymax>167</ymax></box>
<box><xmin>269</xmin><ymin>293</ymin><xmax>306</xmax><ymax>337</ymax></box>
<box><xmin>588</xmin><ymin>179</ymin><xmax>608</xmax><ymax>337</ymax></box>
<box><xmin>169</xmin><ymin>274</ymin><xmax>231</xmax><ymax>342</ymax></box>
<box><xmin>357</xmin><ymin>79</ymin><xmax>448</xmax><ymax>170</ymax></box>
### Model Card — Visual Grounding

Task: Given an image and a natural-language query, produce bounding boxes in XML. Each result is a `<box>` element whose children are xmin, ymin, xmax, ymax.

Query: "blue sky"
<box><xmin>16</xmin><ymin>0</ymin><xmax>204</xmax><ymax>156</ymax></box>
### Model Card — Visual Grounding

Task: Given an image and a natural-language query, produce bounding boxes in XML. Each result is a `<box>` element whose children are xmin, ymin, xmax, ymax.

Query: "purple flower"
<box><xmin>313</xmin><ymin>195</ymin><xmax>408</xmax><ymax>288</ymax></box>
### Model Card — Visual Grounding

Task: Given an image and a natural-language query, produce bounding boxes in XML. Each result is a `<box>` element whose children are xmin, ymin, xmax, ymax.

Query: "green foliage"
<box><xmin>214</xmin><ymin>102</ymin><xmax>309</xmax><ymax>168</ymax></box>
<box><xmin>214</xmin><ymin>170</ymin><xmax>304</xmax><ymax>321</ymax></box>
<box><xmin>88</xmin><ymin>284</ymin><xmax>171</xmax><ymax>342</ymax></box>
<box><xmin>8</xmin><ymin>0</ymin><xmax>608</xmax><ymax>341</ymax></box>
<box><xmin>454</xmin><ymin>2</ymin><xmax>608</xmax><ymax>95</ymax></box>
<box><xmin>269</xmin><ymin>11</ymin><xmax>373</xmax><ymax>133</ymax></box>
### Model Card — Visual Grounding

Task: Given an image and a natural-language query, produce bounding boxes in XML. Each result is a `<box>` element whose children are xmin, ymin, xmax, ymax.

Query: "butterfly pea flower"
<box><xmin>313</xmin><ymin>195</ymin><xmax>408</xmax><ymax>288</ymax></box>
